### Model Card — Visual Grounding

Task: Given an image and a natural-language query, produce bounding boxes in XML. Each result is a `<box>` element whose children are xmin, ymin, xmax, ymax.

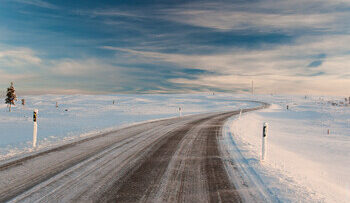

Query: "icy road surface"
<box><xmin>0</xmin><ymin>104</ymin><xmax>268</xmax><ymax>202</ymax></box>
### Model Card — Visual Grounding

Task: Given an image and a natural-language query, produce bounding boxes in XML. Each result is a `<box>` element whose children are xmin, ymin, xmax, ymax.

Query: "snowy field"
<box><xmin>0</xmin><ymin>93</ymin><xmax>257</xmax><ymax>160</ymax></box>
<box><xmin>0</xmin><ymin>93</ymin><xmax>349</xmax><ymax>202</ymax></box>
<box><xmin>225</xmin><ymin>94</ymin><xmax>350</xmax><ymax>202</ymax></box>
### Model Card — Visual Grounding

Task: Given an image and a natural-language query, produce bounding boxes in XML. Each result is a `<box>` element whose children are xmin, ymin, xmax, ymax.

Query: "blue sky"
<box><xmin>0</xmin><ymin>0</ymin><xmax>350</xmax><ymax>95</ymax></box>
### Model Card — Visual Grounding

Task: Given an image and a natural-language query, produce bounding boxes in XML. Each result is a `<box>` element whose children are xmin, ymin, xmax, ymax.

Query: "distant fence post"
<box><xmin>33</xmin><ymin>109</ymin><xmax>38</xmax><ymax>148</ymax></box>
<box><xmin>261</xmin><ymin>122</ymin><xmax>268</xmax><ymax>161</ymax></box>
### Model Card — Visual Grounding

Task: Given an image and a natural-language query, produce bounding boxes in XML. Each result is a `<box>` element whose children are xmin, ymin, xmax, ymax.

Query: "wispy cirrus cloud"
<box><xmin>1</xmin><ymin>0</ymin><xmax>350</xmax><ymax>95</ymax></box>
<box><xmin>0</xmin><ymin>47</ymin><xmax>41</xmax><ymax>67</ymax></box>
<box><xmin>51</xmin><ymin>58</ymin><xmax>116</xmax><ymax>76</ymax></box>
<box><xmin>101</xmin><ymin>32</ymin><xmax>350</xmax><ymax>95</ymax></box>
<box><xmin>12</xmin><ymin>0</ymin><xmax>59</xmax><ymax>9</ymax></box>
<box><xmin>161</xmin><ymin>1</ymin><xmax>350</xmax><ymax>34</ymax></box>
<box><xmin>164</xmin><ymin>10</ymin><xmax>336</xmax><ymax>32</ymax></box>
<box><xmin>0</xmin><ymin>69</ymin><xmax>35</xmax><ymax>81</ymax></box>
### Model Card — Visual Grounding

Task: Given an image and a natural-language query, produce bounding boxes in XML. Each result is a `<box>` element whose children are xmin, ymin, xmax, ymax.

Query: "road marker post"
<box><xmin>239</xmin><ymin>109</ymin><xmax>242</xmax><ymax>119</ymax></box>
<box><xmin>179</xmin><ymin>107</ymin><xmax>182</xmax><ymax>117</ymax></box>
<box><xmin>33</xmin><ymin>109</ymin><xmax>38</xmax><ymax>148</ymax></box>
<box><xmin>261</xmin><ymin>122</ymin><xmax>268</xmax><ymax>161</ymax></box>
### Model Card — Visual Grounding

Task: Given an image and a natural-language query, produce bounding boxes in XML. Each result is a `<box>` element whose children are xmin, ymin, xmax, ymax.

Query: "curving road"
<box><xmin>0</xmin><ymin>104</ymin><xmax>267</xmax><ymax>203</ymax></box>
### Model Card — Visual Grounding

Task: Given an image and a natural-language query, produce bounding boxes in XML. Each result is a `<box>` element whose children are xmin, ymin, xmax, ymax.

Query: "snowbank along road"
<box><xmin>0</xmin><ymin>102</ymin><xmax>268</xmax><ymax>202</ymax></box>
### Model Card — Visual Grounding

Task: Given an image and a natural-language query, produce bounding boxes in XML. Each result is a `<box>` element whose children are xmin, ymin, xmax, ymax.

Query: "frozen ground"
<box><xmin>0</xmin><ymin>93</ymin><xmax>349</xmax><ymax>202</ymax></box>
<box><xmin>0</xmin><ymin>93</ymin><xmax>257</xmax><ymax>160</ymax></box>
<box><xmin>225</xmin><ymin>94</ymin><xmax>350</xmax><ymax>202</ymax></box>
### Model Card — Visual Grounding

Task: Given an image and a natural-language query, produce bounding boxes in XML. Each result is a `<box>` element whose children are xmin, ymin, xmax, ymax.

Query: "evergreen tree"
<box><xmin>5</xmin><ymin>82</ymin><xmax>17</xmax><ymax>112</ymax></box>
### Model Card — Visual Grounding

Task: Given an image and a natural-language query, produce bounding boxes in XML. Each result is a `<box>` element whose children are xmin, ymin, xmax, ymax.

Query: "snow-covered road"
<box><xmin>0</xmin><ymin>103</ymin><xmax>268</xmax><ymax>202</ymax></box>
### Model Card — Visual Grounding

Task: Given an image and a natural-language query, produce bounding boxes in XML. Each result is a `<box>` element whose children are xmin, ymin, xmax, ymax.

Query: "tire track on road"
<box><xmin>0</xmin><ymin>102</ymin><xmax>269</xmax><ymax>202</ymax></box>
<box><xmin>0</xmin><ymin>118</ymin><xmax>184</xmax><ymax>202</ymax></box>
<box><xmin>107</xmin><ymin>111</ymin><xmax>243</xmax><ymax>203</ymax></box>
<box><xmin>101</xmin><ymin>116</ymin><xmax>210</xmax><ymax>202</ymax></box>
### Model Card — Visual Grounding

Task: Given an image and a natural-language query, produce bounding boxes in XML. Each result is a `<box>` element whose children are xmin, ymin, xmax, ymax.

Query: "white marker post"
<box><xmin>33</xmin><ymin>109</ymin><xmax>38</xmax><ymax>148</ymax></box>
<box><xmin>179</xmin><ymin>107</ymin><xmax>182</xmax><ymax>117</ymax></box>
<box><xmin>261</xmin><ymin>122</ymin><xmax>268</xmax><ymax>161</ymax></box>
<box><xmin>239</xmin><ymin>109</ymin><xmax>242</xmax><ymax>119</ymax></box>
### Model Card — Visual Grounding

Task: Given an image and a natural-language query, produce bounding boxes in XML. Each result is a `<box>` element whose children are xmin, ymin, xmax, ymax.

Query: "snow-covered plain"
<box><xmin>0</xmin><ymin>93</ymin><xmax>349</xmax><ymax>202</ymax></box>
<box><xmin>0</xmin><ymin>93</ymin><xmax>257</xmax><ymax>160</ymax></box>
<box><xmin>225</xmin><ymin>94</ymin><xmax>350</xmax><ymax>202</ymax></box>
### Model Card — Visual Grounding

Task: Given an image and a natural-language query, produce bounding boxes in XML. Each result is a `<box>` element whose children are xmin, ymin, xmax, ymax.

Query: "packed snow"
<box><xmin>0</xmin><ymin>93</ymin><xmax>349</xmax><ymax>202</ymax></box>
<box><xmin>225</xmin><ymin>94</ymin><xmax>350</xmax><ymax>202</ymax></box>
<box><xmin>0</xmin><ymin>94</ymin><xmax>257</xmax><ymax>160</ymax></box>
